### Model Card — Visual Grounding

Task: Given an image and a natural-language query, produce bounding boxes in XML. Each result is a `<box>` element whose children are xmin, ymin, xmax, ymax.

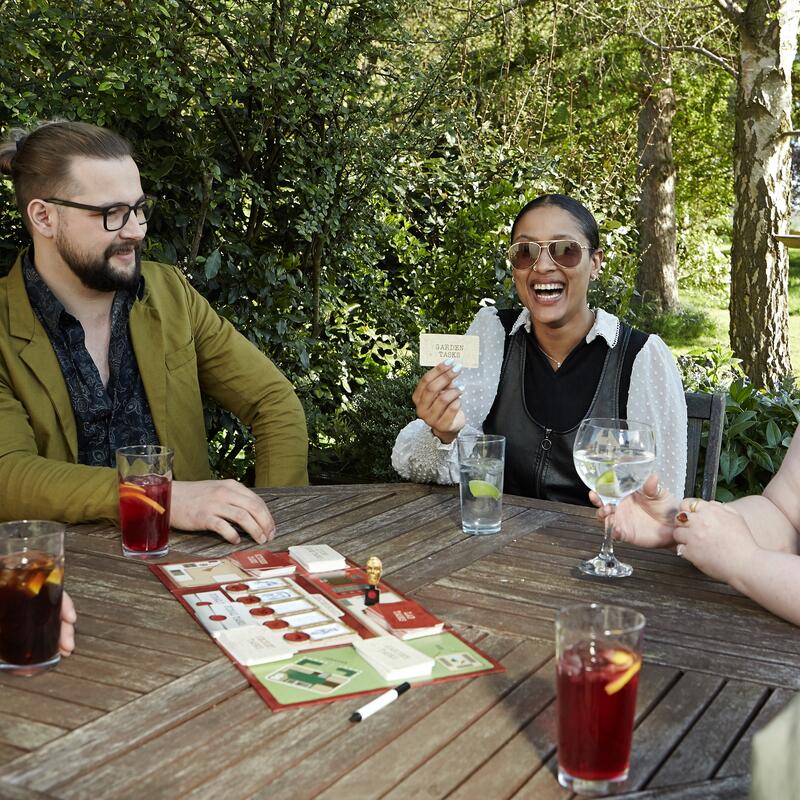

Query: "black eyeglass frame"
<box><xmin>42</xmin><ymin>195</ymin><xmax>156</xmax><ymax>232</ymax></box>
<box><xmin>507</xmin><ymin>239</ymin><xmax>593</xmax><ymax>270</ymax></box>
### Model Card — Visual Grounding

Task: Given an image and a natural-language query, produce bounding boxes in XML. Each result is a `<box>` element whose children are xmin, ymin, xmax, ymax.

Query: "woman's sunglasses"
<box><xmin>507</xmin><ymin>239</ymin><xmax>592</xmax><ymax>270</ymax></box>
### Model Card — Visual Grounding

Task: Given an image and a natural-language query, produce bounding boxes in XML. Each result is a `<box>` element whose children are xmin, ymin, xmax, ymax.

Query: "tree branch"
<box><xmin>713</xmin><ymin>0</ymin><xmax>745</xmax><ymax>28</ymax></box>
<box><xmin>482</xmin><ymin>0</ymin><xmax>538</xmax><ymax>23</ymax></box>
<box><xmin>780</xmin><ymin>130</ymin><xmax>800</xmax><ymax>138</ymax></box>
<box><xmin>188</xmin><ymin>171</ymin><xmax>213</xmax><ymax>266</ymax></box>
<box><xmin>214</xmin><ymin>107</ymin><xmax>248</xmax><ymax>167</ymax></box>
<box><xmin>635</xmin><ymin>31</ymin><xmax>738</xmax><ymax>78</ymax></box>
<box><xmin>176</xmin><ymin>0</ymin><xmax>244</xmax><ymax>66</ymax></box>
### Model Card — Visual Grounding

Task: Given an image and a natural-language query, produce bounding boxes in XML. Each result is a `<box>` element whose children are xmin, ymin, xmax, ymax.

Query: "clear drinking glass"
<box><xmin>0</xmin><ymin>520</ymin><xmax>65</xmax><ymax>676</ymax></box>
<box><xmin>457</xmin><ymin>434</ymin><xmax>505</xmax><ymax>535</ymax></box>
<box><xmin>116</xmin><ymin>445</ymin><xmax>173</xmax><ymax>558</ymax></box>
<box><xmin>573</xmin><ymin>418</ymin><xmax>655</xmax><ymax>578</ymax></box>
<box><xmin>556</xmin><ymin>603</ymin><xmax>646</xmax><ymax>796</ymax></box>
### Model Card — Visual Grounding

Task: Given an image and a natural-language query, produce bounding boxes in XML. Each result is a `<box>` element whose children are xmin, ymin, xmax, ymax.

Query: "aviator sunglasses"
<box><xmin>507</xmin><ymin>239</ymin><xmax>592</xmax><ymax>270</ymax></box>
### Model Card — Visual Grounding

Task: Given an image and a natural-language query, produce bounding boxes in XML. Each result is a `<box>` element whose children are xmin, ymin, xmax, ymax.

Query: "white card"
<box><xmin>354</xmin><ymin>636</ymin><xmax>435</xmax><ymax>681</ymax></box>
<box><xmin>185</xmin><ymin>591</ymin><xmax>230</xmax><ymax>609</ymax></box>
<box><xmin>288</xmin><ymin>544</ymin><xmax>347</xmax><ymax>572</ymax></box>
<box><xmin>215</xmin><ymin>625</ymin><xmax>297</xmax><ymax>666</ymax></box>
<box><xmin>419</xmin><ymin>334</ymin><xmax>479</xmax><ymax>368</ymax></box>
<box><xmin>211</xmin><ymin>573</ymin><xmax>244</xmax><ymax>584</ymax></box>
<box><xmin>281</xmin><ymin>610</ymin><xmax>327</xmax><ymax>628</ymax></box>
<box><xmin>253</xmin><ymin>589</ymin><xmax>297</xmax><ymax>603</ymax></box>
<box><xmin>305</xmin><ymin>593</ymin><xmax>345</xmax><ymax>618</ymax></box>
<box><xmin>305</xmin><ymin>622</ymin><xmax>353</xmax><ymax>640</ymax></box>
<box><xmin>270</xmin><ymin>599</ymin><xmax>313</xmax><ymax>615</ymax></box>
<box><xmin>195</xmin><ymin>602</ymin><xmax>256</xmax><ymax>636</ymax></box>
<box><xmin>223</xmin><ymin>578</ymin><xmax>288</xmax><ymax>598</ymax></box>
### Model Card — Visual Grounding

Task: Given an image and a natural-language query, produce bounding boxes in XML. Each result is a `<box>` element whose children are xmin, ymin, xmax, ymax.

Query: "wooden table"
<box><xmin>0</xmin><ymin>484</ymin><xmax>796</xmax><ymax>799</ymax></box>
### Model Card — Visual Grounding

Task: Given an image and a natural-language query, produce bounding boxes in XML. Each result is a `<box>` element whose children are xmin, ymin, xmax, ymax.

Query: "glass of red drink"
<box><xmin>116</xmin><ymin>445</ymin><xmax>173</xmax><ymax>558</ymax></box>
<box><xmin>0</xmin><ymin>520</ymin><xmax>65</xmax><ymax>676</ymax></box>
<box><xmin>556</xmin><ymin>603</ymin><xmax>646</xmax><ymax>796</ymax></box>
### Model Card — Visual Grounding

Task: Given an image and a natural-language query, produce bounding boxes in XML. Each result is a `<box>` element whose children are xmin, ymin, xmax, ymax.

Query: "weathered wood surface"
<box><xmin>0</xmin><ymin>484</ymin><xmax>796</xmax><ymax>799</ymax></box>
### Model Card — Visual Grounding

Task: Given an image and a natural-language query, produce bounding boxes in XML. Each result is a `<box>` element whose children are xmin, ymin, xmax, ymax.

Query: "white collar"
<box><xmin>509</xmin><ymin>307</ymin><xmax>621</xmax><ymax>348</ymax></box>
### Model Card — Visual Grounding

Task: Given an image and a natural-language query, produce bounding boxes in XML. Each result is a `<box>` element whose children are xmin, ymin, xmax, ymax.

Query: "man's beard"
<box><xmin>56</xmin><ymin>234</ymin><xmax>142</xmax><ymax>293</ymax></box>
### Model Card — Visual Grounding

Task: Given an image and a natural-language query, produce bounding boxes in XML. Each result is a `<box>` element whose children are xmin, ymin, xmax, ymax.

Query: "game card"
<box><xmin>222</xmin><ymin>578</ymin><xmax>289</xmax><ymax>599</ymax></box>
<box><xmin>269</xmin><ymin>599</ymin><xmax>313</xmax><ymax>615</ymax></box>
<box><xmin>281</xmin><ymin>610</ymin><xmax>328</xmax><ymax>628</ymax></box>
<box><xmin>419</xmin><ymin>334</ymin><xmax>479</xmax><ymax>368</ymax></box>
<box><xmin>195</xmin><ymin>601</ymin><xmax>257</xmax><ymax>636</ymax></box>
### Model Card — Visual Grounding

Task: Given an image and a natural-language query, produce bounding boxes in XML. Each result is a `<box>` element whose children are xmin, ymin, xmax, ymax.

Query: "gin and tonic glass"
<box><xmin>573</xmin><ymin>418</ymin><xmax>655</xmax><ymax>578</ymax></box>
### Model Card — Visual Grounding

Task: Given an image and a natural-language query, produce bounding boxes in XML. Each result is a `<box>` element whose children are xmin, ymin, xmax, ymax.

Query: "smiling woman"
<box><xmin>392</xmin><ymin>194</ymin><xmax>688</xmax><ymax>506</ymax></box>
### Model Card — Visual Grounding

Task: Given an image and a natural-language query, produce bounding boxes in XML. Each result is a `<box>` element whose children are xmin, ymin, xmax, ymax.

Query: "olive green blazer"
<box><xmin>0</xmin><ymin>255</ymin><xmax>308</xmax><ymax>523</ymax></box>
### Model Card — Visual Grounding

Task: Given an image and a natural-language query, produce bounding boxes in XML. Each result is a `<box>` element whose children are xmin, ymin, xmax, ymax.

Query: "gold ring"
<box><xmin>689</xmin><ymin>499</ymin><xmax>700</xmax><ymax>513</ymax></box>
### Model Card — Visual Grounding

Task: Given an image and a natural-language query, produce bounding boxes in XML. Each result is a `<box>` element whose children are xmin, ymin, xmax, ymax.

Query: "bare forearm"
<box><xmin>728</xmin><ymin>495</ymin><xmax>800</xmax><ymax>554</ymax></box>
<box><xmin>729</xmin><ymin>549</ymin><xmax>800</xmax><ymax>626</ymax></box>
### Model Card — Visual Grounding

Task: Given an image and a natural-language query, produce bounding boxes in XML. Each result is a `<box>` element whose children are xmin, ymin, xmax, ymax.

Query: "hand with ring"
<box><xmin>672</xmin><ymin>497</ymin><xmax>759</xmax><ymax>583</ymax></box>
<box><xmin>589</xmin><ymin>473</ymin><xmax>679</xmax><ymax>549</ymax></box>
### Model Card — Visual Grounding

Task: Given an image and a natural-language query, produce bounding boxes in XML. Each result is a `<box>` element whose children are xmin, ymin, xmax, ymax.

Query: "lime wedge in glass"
<box><xmin>595</xmin><ymin>468</ymin><xmax>619</xmax><ymax>496</ymax></box>
<box><xmin>468</xmin><ymin>480</ymin><xmax>501</xmax><ymax>498</ymax></box>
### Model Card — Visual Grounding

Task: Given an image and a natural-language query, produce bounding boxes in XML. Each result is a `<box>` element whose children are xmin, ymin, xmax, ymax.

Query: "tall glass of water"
<box><xmin>573</xmin><ymin>418</ymin><xmax>655</xmax><ymax>578</ymax></box>
<box><xmin>457</xmin><ymin>434</ymin><xmax>505</xmax><ymax>535</ymax></box>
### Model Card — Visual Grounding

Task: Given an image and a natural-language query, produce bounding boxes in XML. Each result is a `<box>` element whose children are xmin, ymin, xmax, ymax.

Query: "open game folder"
<box><xmin>150</xmin><ymin>548</ymin><xmax>504</xmax><ymax>711</ymax></box>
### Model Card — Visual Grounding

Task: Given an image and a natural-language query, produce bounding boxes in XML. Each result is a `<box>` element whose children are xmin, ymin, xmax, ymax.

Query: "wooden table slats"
<box><xmin>0</xmin><ymin>484</ymin><xmax>795</xmax><ymax>799</ymax></box>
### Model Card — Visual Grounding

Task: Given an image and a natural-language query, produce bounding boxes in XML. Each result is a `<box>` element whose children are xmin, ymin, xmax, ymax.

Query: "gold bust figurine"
<box><xmin>365</xmin><ymin>556</ymin><xmax>383</xmax><ymax>587</ymax></box>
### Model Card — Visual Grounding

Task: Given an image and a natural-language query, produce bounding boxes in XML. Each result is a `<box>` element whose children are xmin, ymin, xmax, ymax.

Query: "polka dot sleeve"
<box><xmin>626</xmin><ymin>334</ymin><xmax>688</xmax><ymax>499</ymax></box>
<box><xmin>391</xmin><ymin>306</ymin><xmax>506</xmax><ymax>483</ymax></box>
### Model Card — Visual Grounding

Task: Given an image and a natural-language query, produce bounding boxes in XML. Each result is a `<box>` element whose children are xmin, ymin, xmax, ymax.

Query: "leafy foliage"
<box><xmin>714</xmin><ymin>379</ymin><xmax>800</xmax><ymax>501</ymax></box>
<box><xmin>310</xmin><ymin>359</ymin><xmax>423</xmax><ymax>483</ymax></box>
<box><xmin>631</xmin><ymin>303</ymin><xmax>716</xmax><ymax>344</ymax></box>
<box><xmin>0</xmin><ymin>0</ymin><xmax>746</xmax><ymax>486</ymax></box>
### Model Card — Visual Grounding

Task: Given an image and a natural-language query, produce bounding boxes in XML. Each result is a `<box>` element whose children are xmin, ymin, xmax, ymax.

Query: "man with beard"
<box><xmin>0</xmin><ymin>120</ymin><xmax>308</xmax><ymax>545</ymax></box>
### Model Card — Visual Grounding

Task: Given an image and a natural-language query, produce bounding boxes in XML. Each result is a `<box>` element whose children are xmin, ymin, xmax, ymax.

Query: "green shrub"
<box><xmin>308</xmin><ymin>360</ymin><xmax>423</xmax><ymax>483</ymax></box>
<box><xmin>714</xmin><ymin>378</ymin><xmax>800</xmax><ymax>501</ymax></box>
<box><xmin>676</xmin><ymin>349</ymin><xmax>799</xmax><ymax>501</ymax></box>
<box><xmin>678</xmin><ymin>345</ymin><xmax>744</xmax><ymax>392</ymax></box>
<box><xmin>631</xmin><ymin>303</ymin><xmax>717</xmax><ymax>344</ymax></box>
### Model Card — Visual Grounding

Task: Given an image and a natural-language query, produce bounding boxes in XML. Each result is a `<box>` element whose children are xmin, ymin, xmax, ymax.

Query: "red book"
<box><xmin>230</xmin><ymin>549</ymin><xmax>296</xmax><ymax>578</ymax></box>
<box><xmin>365</xmin><ymin>600</ymin><xmax>444</xmax><ymax>640</ymax></box>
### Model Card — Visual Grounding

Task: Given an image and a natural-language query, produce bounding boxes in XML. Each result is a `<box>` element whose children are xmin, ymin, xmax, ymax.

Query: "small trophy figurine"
<box><xmin>364</xmin><ymin>555</ymin><xmax>382</xmax><ymax>606</ymax></box>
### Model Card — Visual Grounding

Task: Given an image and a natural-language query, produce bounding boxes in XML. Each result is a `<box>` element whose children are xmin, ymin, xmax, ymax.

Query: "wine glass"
<box><xmin>573</xmin><ymin>418</ymin><xmax>656</xmax><ymax>578</ymax></box>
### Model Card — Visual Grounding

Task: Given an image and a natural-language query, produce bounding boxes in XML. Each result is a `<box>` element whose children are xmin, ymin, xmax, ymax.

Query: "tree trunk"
<box><xmin>635</xmin><ymin>47</ymin><xmax>678</xmax><ymax>313</ymax></box>
<box><xmin>729</xmin><ymin>0</ymin><xmax>799</xmax><ymax>388</ymax></box>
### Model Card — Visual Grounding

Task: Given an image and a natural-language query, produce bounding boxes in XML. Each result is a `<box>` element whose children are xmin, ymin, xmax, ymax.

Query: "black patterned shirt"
<box><xmin>23</xmin><ymin>251</ymin><xmax>159</xmax><ymax>467</ymax></box>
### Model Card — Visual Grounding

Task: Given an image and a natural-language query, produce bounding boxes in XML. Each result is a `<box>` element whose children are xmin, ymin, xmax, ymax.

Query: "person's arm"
<box><xmin>626</xmin><ymin>335</ymin><xmax>687</xmax><ymax>499</ymax></box>
<box><xmin>732</xmin><ymin>550</ymin><xmax>800</xmax><ymax>625</ymax></box>
<box><xmin>391</xmin><ymin>306</ymin><xmax>504</xmax><ymax>483</ymax></box>
<box><xmin>0</xmin><ymin>371</ymin><xmax>118</xmax><ymax>523</ymax></box>
<box><xmin>672</xmin><ymin>497</ymin><xmax>800</xmax><ymax>625</ymax></box>
<box><xmin>177</xmin><ymin>271</ymin><xmax>308</xmax><ymax>487</ymax></box>
<box><xmin>392</xmin><ymin>418</ymin><xmax>480</xmax><ymax>484</ymax></box>
<box><xmin>725</xmin><ymin>432</ymin><xmax>800</xmax><ymax>554</ymax></box>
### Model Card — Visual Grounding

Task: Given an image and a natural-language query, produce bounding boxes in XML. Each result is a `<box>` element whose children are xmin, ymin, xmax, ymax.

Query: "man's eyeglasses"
<box><xmin>508</xmin><ymin>239</ymin><xmax>592</xmax><ymax>270</ymax></box>
<box><xmin>43</xmin><ymin>196</ymin><xmax>156</xmax><ymax>232</ymax></box>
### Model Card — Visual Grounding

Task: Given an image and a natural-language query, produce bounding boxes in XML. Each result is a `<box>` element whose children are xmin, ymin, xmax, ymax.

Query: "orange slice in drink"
<box><xmin>118</xmin><ymin>490</ymin><xmax>166</xmax><ymax>515</ymax></box>
<box><xmin>608</xmin><ymin>649</ymin><xmax>634</xmax><ymax>668</ymax></box>
<box><xmin>605</xmin><ymin>655</ymin><xmax>641</xmax><ymax>696</ymax></box>
<box><xmin>23</xmin><ymin>571</ymin><xmax>46</xmax><ymax>597</ymax></box>
<box><xmin>45</xmin><ymin>566</ymin><xmax>63</xmax><ymax>585</ymax></box>
<box><xmin>121</xmin><ymin>481</ymin><xmax>147</xmax><ymax>494</ymax></box>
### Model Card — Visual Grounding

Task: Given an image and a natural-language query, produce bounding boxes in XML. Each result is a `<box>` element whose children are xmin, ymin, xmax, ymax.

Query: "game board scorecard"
<box><xmin>150</xmin><ymin>548</ymin><xmax>504</xmax><ymax>711</ymax></box>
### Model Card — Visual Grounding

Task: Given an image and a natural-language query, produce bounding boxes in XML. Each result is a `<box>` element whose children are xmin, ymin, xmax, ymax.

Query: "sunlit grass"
<box><xmin>668</xmin><ymin>250</ymin><xmax>800</xmax><ymax>373</ymax></box>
